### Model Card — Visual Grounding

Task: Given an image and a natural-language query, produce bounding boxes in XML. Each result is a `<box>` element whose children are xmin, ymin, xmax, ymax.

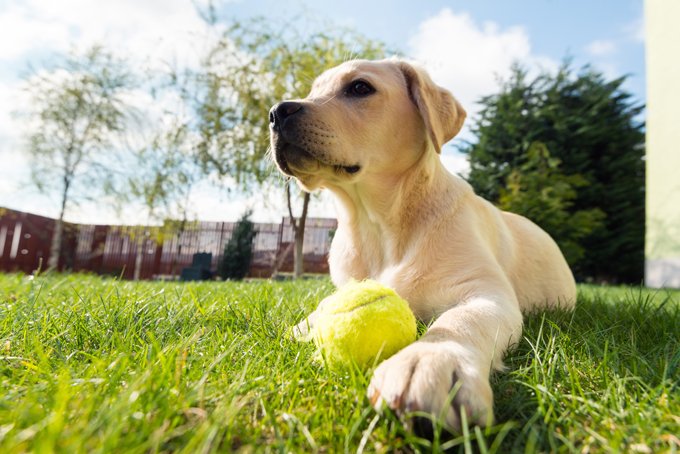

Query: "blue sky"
<box><xmin>228</xmin><ymin>1</ymin><xmax>643</xmax><ymax>62</ymax></box>
<box><xmin>0</xmin><ymin>0</ymin><xmax>645</xmax><ymax>224</ymax></box>
<box><xmin>222</xmin><ymin>0</ymin><xmax>645</xmax><ymax>98</ymax></box>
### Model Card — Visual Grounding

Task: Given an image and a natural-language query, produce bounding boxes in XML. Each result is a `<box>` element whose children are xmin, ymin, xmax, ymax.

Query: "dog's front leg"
<box><xmin>367</xmin><ymin>295</ymin><xmax>523</xmax><ymax>431</ymax></box>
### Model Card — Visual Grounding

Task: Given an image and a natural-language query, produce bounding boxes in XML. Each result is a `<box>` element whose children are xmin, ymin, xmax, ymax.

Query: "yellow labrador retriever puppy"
<box><xmin>269</xmin><ymin>59</ymin><xmax>576</xmax><ymax>430</ymax></box>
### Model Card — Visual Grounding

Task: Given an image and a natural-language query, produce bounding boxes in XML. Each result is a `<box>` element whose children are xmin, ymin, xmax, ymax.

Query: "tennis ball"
<box><xmin>312</xmin><ymin>279</ymin><xmax>417</xmax><ymax>368</ymax></box>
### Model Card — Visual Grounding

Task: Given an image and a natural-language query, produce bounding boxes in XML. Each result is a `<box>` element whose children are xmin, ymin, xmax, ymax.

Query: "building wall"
<box><xmin>645</xmin><ymin>0</ymin><xmax>680</xmax><ymax>287</ymax></box>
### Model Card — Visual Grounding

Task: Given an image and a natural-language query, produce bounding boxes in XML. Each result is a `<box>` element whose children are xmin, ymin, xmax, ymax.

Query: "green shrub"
<box><xmin>219</xmin><ymin>210</ymin><xmax>257</xmax><ymax>280</ymax></box>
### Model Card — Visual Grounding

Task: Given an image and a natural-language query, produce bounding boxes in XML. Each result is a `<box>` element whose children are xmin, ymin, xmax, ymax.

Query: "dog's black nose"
<box><xmin>269</xmin><ymin>101</ymin><xmax>303</xmax><ymax>130</ymax></box>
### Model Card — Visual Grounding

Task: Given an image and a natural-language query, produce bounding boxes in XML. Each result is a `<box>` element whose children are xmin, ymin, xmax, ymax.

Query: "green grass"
<box><xmin>0</xmin><ymin>273</ymin><xmax>678</xmax><ymax>453</ymax></box>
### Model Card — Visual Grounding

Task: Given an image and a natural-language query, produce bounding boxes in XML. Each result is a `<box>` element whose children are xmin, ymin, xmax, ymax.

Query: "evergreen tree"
<box><xmin>462</xmin><ymin>63</ymin><xmax>645</xmax><ymax>283</ymax></box>
<box><xmin>498</xmin><ymin>142</ymin><xmax>605</xmax><ymax>267</ymax></box>
<box><xmin>219</xmin><ymin>211</ymin><xmax>257</xmax><ymax>280</ymax></box>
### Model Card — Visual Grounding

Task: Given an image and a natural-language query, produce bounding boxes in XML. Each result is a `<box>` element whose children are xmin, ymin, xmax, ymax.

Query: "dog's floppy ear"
<box><xmin>397</xmin><ymin>61</ymin><xmax>466</xmax><ymax>153</ymax></box>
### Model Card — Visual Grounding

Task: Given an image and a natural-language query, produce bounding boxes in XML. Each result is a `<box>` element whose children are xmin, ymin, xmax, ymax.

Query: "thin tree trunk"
<box><xmin>170</xmin><ymin>219</ymin><xmax>187</xmax><ymax>279</ymax></box>
<box><xmin>47</xmin><ymin>218</ymin><xmax>64</xmax><ymax>271</ymax></box>
<box><xmin>285</xmin><ymin>183</ymin><xmax>311</xmax><ymax>279</ymax></box>
<box><xmin>47</xmin><ymin>177</ymin><xmax>71</xmax><ymax>271</ymax></box>
<box><xmin>133</xmin><ymin>229</ymin><xmax>145</xmax><ymax>281</ymax></box>
<box><xmin>171</xmin><ymin>232</ymin><xmax>183</xmax><ymax>279</ymax></box>
<box><xmin>293</xmin><ymin>192</ymin><xmax>310</xmax><ymax>278</ymax></box>
<box><xmin>171</xmin><ymin>191</ymin><xmax>192</xmax><ymax>279</ymax></box>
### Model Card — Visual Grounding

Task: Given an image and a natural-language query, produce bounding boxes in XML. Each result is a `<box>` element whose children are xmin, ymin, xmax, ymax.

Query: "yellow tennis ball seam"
<box><xmin>323</xmin><ymin>294</ymin><xmax>392</xmax><ymax>315</ymax></box>
<box><xmin>323</xmin><ymin>285</ymin><xmax>396</xmax><ymax>313</ymax></box>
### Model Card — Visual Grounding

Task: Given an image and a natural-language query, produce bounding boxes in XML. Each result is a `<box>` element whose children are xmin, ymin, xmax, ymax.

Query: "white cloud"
<box><xmin>586</xmin><ymin>39</ymin><xmax>617</xmax><ymax>57</ymax></box>
<box><xmin>0</xmin><ymin>79</ymin><xmax>31</xmax><ymax>213</ymax></box>
<box><xmin>0</xmin><ymin>5</ymin><xmax>70</xmax><ymax>60</ymax></box>
<box><xmin>408</xmin><ymin>8</ymin><xmax>557</xmax><ymax>124</ymax></box>
<box><xmin>0</xmin><ymin>81</ymin><xmax>20</xmax><ymax>141</ymax></box>
<box><xmin>407</xmin><ymin>8</ymin><xmax>557</xmax><ymax>174</ymax></box>
<box><xmin>0</xmin><ymin>0</ymin><xmax>214</xmax><ymax>69</ymax></box>
<box><xmin>625</xmin><ymin>15</ymin><xmax>645</xmax><ymax>43</ymax></box>
<box><xmin>584</xmin><ymin>39</ymin><xmax>620</xmax><ymax>79</ymax></box>
<box><xmin>0</xmin><ymin>0</ymin><xmax>225</xmax><ymax>222</ymax></box>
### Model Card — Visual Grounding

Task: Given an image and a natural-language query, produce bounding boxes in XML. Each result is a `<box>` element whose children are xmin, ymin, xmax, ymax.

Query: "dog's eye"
<box><xmin>346</xmin><ymin>80</ymin><xmax>375</xmax><ymax>97</ymax></box>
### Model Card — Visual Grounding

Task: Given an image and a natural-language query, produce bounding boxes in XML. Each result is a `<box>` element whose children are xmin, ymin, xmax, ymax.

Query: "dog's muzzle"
<box><xmin>269</xmin><ymin>101</ymin><xmax>362</xmax><ymax>177</ymax></box>
<box><xmin>269</xmin><ymin>101</ymin><xmax>305</xmax><ymax>176</ymax></box>
<box><xmin>269</xmin><ymin>101</ymin><xmax>303</xmax><ymax>133</ymax></box>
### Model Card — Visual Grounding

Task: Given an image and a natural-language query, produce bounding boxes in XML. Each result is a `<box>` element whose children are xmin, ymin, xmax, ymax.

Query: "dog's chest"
<box><xmin>329</xmin><ymin>228</ymin><xmax>451</xmax><ymax>320</ymax></box>
<box><xmin>329</xmin><ymin>223</ymin><xmax>401</xmax><ymax>278</ymax></box>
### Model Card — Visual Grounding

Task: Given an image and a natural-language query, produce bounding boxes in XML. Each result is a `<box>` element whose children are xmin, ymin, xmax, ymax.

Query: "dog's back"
<box><xmin>499</xmin><ymin>209</ymin><xmax>577</xmax><ymax>311</ymax></box>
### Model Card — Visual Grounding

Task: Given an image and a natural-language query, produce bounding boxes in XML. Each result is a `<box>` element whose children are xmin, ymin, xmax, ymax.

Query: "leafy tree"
<box><xmin>19</xmin><ymin>45</ymin><xmax>135</xmax><ymax>271</ymax></box>
<box><xmin>219</xmin><ymin>210</ymin><xmax>257</xmax><ymax>280</ymax></box>
<box><xmin>462</xmin><ymin>63</ymin><xmax>645</xmax><ymax>283</ymax></box>
<box><xmin>193</xmin><ymin>18</ymin><xmax>387</xmax><ymax>277</ymax></box>
<box><xmin>498</xmin><ymin>142</ymin><xmax>605</xmax><ymax>266</ymax></box>
<box><xmin>116</xmin><ymin>95</ymin><xmax>205</xmax><ymax>280</ymax></box>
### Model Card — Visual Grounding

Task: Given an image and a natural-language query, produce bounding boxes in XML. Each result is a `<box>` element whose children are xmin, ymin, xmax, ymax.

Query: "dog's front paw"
<box><xmin>367</xmin><ymin>341</ymin><xmax>493</xmax><ymax>432</ymax></box>
<box><xmin>290</xmin><ymin>317</ymin><xmax>314</xmax><ymax>341</ymax></box>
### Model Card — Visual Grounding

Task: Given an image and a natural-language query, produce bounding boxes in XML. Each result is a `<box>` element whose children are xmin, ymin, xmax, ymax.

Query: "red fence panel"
<box><xmin>0</xmin><ymin>209</ymin><xmax>55</xmax><ymax>274</ymax></box>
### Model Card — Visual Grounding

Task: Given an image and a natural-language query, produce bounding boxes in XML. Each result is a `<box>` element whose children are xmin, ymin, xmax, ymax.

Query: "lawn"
<box><xmin>0</xmin><ymin>273</ymin><xmax>678</xmax><ymax>453</ymax></box>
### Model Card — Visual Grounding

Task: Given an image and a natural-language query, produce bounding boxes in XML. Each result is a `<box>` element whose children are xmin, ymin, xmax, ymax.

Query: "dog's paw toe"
<box><xmin>367</xmin><ymin>341</ymin><xmax>493</xmax><ymax>432</ymax></box>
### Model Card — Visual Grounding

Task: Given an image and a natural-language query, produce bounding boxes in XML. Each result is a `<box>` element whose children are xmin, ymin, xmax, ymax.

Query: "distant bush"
<box><xmin>219</xmin><ymin>210</ymin><xmax>257</xmax><ymax>280</ymax></box>
<box><xmin>462</xmin><ymin>63</ymin><xmax>644</xmax><ymax>283</ymax></box>
<box><xmin>498</xmin><ymin>142</ymin><xmax>605</xmax><ymax>266</ymax></box>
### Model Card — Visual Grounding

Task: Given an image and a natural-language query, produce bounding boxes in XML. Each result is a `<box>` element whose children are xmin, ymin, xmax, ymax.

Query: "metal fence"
<box><xmin>0</xmin><ymin>207</ymin><xmax>337</xmax><ymax>279</ymax></box>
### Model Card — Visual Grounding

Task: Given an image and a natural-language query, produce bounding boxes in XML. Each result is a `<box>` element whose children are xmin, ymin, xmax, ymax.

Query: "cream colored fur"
<box><xmin>269</xmin><ymin>59</ymin><xmax>576</xmax><ymax>430</ymax></box>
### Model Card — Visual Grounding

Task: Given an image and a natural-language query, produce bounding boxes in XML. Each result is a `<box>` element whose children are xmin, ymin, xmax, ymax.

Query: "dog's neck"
<box><xmin>328</xmin><ymin>148</ymin><xmax>472</xmax><ymax>257</ymax></box>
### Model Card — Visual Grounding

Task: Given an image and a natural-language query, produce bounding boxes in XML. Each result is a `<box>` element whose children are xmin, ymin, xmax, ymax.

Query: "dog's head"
<box><xmin>269</xmin><ymin>59</ymin><xmax>466</xmax><ymax>191</ymax></box>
